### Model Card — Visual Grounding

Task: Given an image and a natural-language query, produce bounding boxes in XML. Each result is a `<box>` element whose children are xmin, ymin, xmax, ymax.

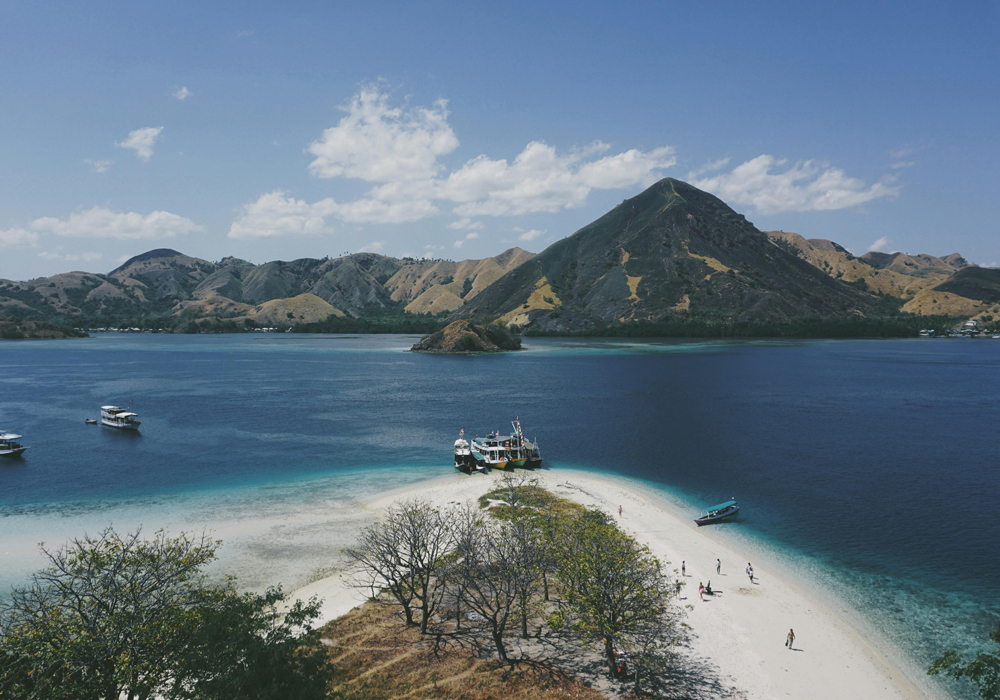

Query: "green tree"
<box><xmin>0</xmin><ymin>528</ymin><xmax>219</xmax><ymax>700</ymax></box>
<box><xmin>928</xmin><ymin>621</ymin><xmax>1000</xmax><ymax>699</ymax></box>
<box><xmin>0</xmin><ymin>528</ymin><xmax>334</xmax><ymax>700</ymax></box>
<box><xmin>550</xmin><ymin>510</ymin><xmax>674</xmax><ymax>676</ymax></box>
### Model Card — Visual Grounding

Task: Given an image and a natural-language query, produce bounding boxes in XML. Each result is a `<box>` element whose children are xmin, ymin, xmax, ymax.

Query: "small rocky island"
<box><xmin>0</xmin><ymin>318</ymin><xmax>88</xmax><ymax>340</ymax></box>
<box><xmin>410</xmin><ymin>319</ymin><xmax>522</xmax><ymax>353</ymax></box>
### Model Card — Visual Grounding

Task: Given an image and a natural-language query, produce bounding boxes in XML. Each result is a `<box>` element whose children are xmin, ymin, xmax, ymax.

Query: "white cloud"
<box><xmin>465</xmin><ymin>232</ymin><xmax>479</xmax><ymax>240</ymax></box>
<box><xmin>116</xmin><ymin>127</ymin><xmax>164</xmax><ymax>161</ymax></box>
<box><xmin>453</xmin><ymin>240</ymin><xmax>463</xmax><ymax>248</ymax></box>
<box><xmin>687</xmin><ymin>157</ymin><xmax>730</xmax><ymax>179</ymax></box>
<box><xmin>448</xmin><ymin>217</ymin><xmax>485</xmax><ymax>230</ymax></box>
<box><xmin>308</xmin><ymin>87</ymin><xmax>459</xmax><ymax>182</ymax></box>
<box><xmin>173</xmin><ymin>86</ymin><xmax>192</xmax><ymax>101</ymax></box>
<box><xmin>890</xmin><ymin>161</ymin><xmax>915</xmax><ymax>169</ymax></box>
<box><xmin>0</xmin><ymin>227</ymin><xmax>39</xmax><ymax>248</ymax></box>
<box><xmin>691</xmin><ymin>155</ymin><xmax>899</xmax><ymax>215</ymax></box>
<box><xmin>29</xmin><ymin>207</ymin><xmax>201</xmax><ymax>240</ymax></box>
<box><xmin>358</xmin><ymin>241</ymin><xmax>384</xmax><ymax>253</ymax></box>
<box><xmin>445</xmin><ymin>141</ymin><xmax>676</xmax><ymax>217</ymax></box>
<box><xmin>889</xmin><ymin>146</ymin><xmax>918</xmax><ymax>160</ymax></box>
<box><xmin>518</xmin><ymin>228</ymin><xmax>545</xmax><ymax>242</ymax></box>
<box><xmin>280</xmin><ymin>88</ymin><xmax>677</xmax><ymax>227</ymax></box>
<box><xmin>228</xmin><ymin>191</ymin><xmax>337</xmax><ymax>240</ymax></box>
<box><xmin>85</xmin><ymin>159</ymin><xmax>112</xmax><ymax>173</ymax></box>
<box><xmin>868</xmin><ymin>236</ymin><xmax>893</xmax><ymax>252</ymax></box>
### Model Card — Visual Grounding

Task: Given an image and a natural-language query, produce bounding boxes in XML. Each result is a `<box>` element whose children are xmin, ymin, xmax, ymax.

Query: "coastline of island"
<box><xmin>290</xmin><ymin>468</ymin><xmax>933</xmax><ymax>700</ymax></box>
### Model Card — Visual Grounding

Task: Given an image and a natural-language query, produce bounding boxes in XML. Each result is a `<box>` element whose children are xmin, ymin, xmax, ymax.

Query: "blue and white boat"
<box><xmin>694</xmin><ymin>498</ymin><xmax>739</xmax><ymax>526</ymax></box>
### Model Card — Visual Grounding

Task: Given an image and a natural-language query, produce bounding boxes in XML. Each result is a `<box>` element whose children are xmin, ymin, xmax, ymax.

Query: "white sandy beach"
<box><xmin>290</xmin><ymin>468</ymin><xmax>929</xmax><ymax>700</ymax></box>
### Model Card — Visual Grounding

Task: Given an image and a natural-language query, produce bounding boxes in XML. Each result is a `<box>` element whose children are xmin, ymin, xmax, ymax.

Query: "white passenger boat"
<box><xmin>465</xmin><ymin>418</ymin><xmax>543</xmax><ymax>472</ymax></box>
<box><xmin>101</xmin><ymin>405</ymin><xmax>141</xmax><ymax>430</ymax></box>
<box><xmin>0</xmin><ymin>432</ymin><xmax>27</xmax><ymax>457</ymax></box>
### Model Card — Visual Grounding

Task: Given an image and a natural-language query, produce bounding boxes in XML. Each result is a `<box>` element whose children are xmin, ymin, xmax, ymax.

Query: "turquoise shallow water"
<box><xmin>1</xmin><ymin>333</ymin><xmax>998</xmax><ymax>698</ymax></box>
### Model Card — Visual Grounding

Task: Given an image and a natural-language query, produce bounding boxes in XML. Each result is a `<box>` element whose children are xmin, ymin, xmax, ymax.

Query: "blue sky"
<box><xmin>2</xmin><ymin>0</ymin><xmax>998</xmax><ymax>279</ymax></box>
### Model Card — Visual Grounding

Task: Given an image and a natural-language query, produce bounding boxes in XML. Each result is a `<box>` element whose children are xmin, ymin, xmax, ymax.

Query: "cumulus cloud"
<box><xmin>465</xmin><ymin>231</ymin><xmax>479</xmax><ymax>240</ymax></box>
<box><xmin>228</xmin><ymin>191</ymin><xmax>337</xmax><ymax>240</ymax></box>
<box><xmin>453</xmin><ymin>240</ymin><xmax>463</xmax><ymax>248</ymax></box>
<box><xmin>116</xmin><ymin>127</ymin><xmax>164</xmax><ymax>161</ymax></box>
<box><xmin>85</xmin><ymin>159</ymin><xmax>112</xmax><ymax>173</ymax></box>
<box><xmin>445</xmin><ymin>141</ymin><xmax>676</xmax><ymax>217</ymax></box>
<box><xmin>691</xmin><ymin>155</ymin><xmax>899</xmax><ymax>215</ymax></box>
<box><xmin>30</xmin><ymin>206</ymin><xmax>202</xmax><ymax>240</ymax></box>
<box><xmin>0</xmin><ymin>228</ymin><xmax>39</xmax><ymax>248</ymax></box>
<box><xmin>234</xmin><ymin>88</ymin><xmax>676</xmax><ymax>235</ymax></box>
<box><xmin>890</xmin><ymin>161</ymin><xmax>915</xmax><ymax>169</ymax></box>
<box><xmin>308</xmin><ymin>87</ymin><xmax>459</xmax><ymax>182</ymax></box>
<box><xmin>358</xmin><ymin>241</ymin><xmax>385</xmax><ymax>253</ymax></box>
<box><xmin>448</xmin><ymin>217</ymin><xmax>485</xmax><ymax>230</ymax></box>
<box><xmin>173</xmin><ymin>86</ymin><xmax>192</xmax><ymax>101</ymax></box>
<box><xmin>868</xmin><ymin>236</ymin><xmax>893</xmax><ymax>252</ymax></box>
<box><xmin>518</xmin><ymin>229</ymin><xmax>545</xmax><ymax>242</ymax></box>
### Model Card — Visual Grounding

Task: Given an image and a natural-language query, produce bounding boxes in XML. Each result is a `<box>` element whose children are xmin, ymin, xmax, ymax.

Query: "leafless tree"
<box><xmin>455</xmin><ymin>518</ymin><xmax>523</xmax><ymax>663</ymax></box>
<box><xmin>343</xmin><ymin>498</ymin><xmax>454</xmax><ymax>633</ymax></box>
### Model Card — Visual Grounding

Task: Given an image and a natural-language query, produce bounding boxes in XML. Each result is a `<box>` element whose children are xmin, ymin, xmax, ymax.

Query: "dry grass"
<box><xmin>319</xmin><ymin>602</ymin><xmax>605</xmax><ymax>700</ymax></box>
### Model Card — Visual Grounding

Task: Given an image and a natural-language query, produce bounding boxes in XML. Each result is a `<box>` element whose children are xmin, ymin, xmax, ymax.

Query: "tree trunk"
<box><xmin>605</xmin><ymin>636</ymin><xmax>617</xmax><ymax>676</ymax></box>
<box><xmin>542</xmin><ymin>571</ymin><xmax>549</xmax><ymax>601</ymax></box>
<box><xmin>493</xmin><ymin>629</ymin><xmax>509</xmax><ymax>664</ymax></box>
<box><xmin>420</xmin><ymin>599</ymin><xmax>429</xmax><ymax>634</ymax></box>
<box><xmin>403</xmin><ymin>604</ymin><xmax>414</xmax><ymax>625</ymax></box>
<box><xmin>521</xmin><ymin>607</ymin><xmax>528</xmax><ymax>639</ymax></box>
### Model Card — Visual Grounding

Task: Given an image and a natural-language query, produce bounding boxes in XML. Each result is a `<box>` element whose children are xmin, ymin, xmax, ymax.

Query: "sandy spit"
<box><xmin>291</xmin><ymin>468</ymin><xmax>929</xmax><ymax>700</ymax></box>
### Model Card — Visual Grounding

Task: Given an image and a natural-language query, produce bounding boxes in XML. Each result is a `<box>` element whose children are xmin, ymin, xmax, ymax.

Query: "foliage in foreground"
<box><xmin>0</xmin><ymin>528</ymin><xmax>332</xmax><ymax>700</ymax></box>
<box><xmin>929</xmin><ymin>621</ymin><xmax>1000</xmax><ymax>699</ymax></box>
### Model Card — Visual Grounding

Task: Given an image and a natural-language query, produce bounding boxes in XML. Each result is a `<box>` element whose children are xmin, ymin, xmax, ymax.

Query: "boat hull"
<box><xmin>101</xmin><ymin>419</ymin><xmax>141</xmax><ymax>430</ymax></box>
<box><xmin>0</xmin><ymin>447</ymin><xmax>27</xmax><ymax>457</ymax></box>
<box><xmin>694</xmin><ymin>506</ymin><xmax>739</xmax><ymax>526</ymax></box>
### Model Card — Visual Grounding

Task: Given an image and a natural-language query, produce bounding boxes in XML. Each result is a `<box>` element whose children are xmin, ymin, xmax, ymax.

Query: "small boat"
<box><xmin>101</xmin><ymin>405</ymin><xmax>141</xmax><ymax>430</ymax></box>
<box><xmin>455</xmin><ymin>430</ymin><xmax>486</xmax><ymax>474</ymax></box>
<box><xmin>85</xmin><ymin>418</ymin><xmax>97</xmax><ymax>424</ymax></box>
<box><xmin>694</xmin><ymin>498</ymin><xmax>739</xmax><ymax>526</ymax></box>
<box><xmin>0</xmin><ymin>432</ymin><xmax>28</xmax><ymax>457</ymax></box>
<box><xmin>471</xmin><ymin>432</ymin><xmax>511</xmax><ymax>470</ymax></box>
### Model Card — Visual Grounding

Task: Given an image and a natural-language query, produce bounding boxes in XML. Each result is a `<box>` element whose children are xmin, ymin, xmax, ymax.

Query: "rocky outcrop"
<box><xmin>410</xmin><ymin>320</ymin><xmax>521</xmax><ymax>353</ymax></box>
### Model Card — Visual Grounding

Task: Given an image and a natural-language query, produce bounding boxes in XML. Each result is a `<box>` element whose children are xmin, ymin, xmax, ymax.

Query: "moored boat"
<box><xmin>455</xmin><ymin>430</ymin><xmax>486</xmax><ymax>473</ymax></box>
<box><xmin>465</xmin><ymin>418</ymin><xmax>543</xmax><ymax>472</ymax></box>
<box><xmin>0</xmin><ymin>432</ymin><xmax>28</xmax><ymax>457</ymax></box>
<box><xmin>101</xmin><ymin>405</ymin><xmax>141</xmax><ymax>430</ymax></box>
<box><xmin>694</xmin><ymin>498</ymin><xmax>739</xmax><ymax>526</ymax></box>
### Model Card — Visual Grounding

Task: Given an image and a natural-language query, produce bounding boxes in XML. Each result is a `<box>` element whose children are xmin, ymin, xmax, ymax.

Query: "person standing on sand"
<box><xmin>786</xmin><ymin>629</ymin><xmax>795</xmax><ymax>649</ymax></box>
<box><xmin>716</xmin><ymin>558</ymin><xmax>721</xmax><ymax>574</ymax></box>
<box><xmin>619</xmin><ymin>505</ymin><xmax>622</xmax><ymax>517</ymax></box>
<box><xmin>698</xmin><ymin>582</ymin><xmax>704</xmax><ymax>601</ymax></box>
<box><xmin>746</xmin><ymin>563</ymin><xmax>754</xmax><ymax>583</ymax></box>
<box><xmin>681</xmin><ymin>561</ymin><xmax>686</xmax><ymax>577</ymax></box>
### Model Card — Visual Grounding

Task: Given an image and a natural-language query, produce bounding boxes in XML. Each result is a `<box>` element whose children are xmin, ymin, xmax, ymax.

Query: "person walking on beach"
<box><xmin>698</xmin><ymin>582</ymin><xmax>704</xmax><ymax>601</ymax></box>
<box><xmin>786</xmin><ymin>629</ymin><xmax>795</xmax><ymax>649</ymax></box>
<box><xmin>746</xmin><ymin>562</ymin><xmax>754</xmax><ymax>584</ymax></box>
<box><xmin>716</xmin><ymin>558</ymin><xmax>721</xmax><ymax>574</ymax></box>
<box><xmin>619</xmin><ymin>505</ymin><xmax>622</xmax><ymax>517</ymax></box>
<box><xmin>681</xmin><ymin>561</ymin><xmax>686</xmax><ymax>577</ymax></box>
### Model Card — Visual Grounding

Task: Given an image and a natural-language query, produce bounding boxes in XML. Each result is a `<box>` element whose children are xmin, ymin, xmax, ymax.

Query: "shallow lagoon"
<box><xmin>1</xmin><ymin>333</ymin><xmax>998</xmax><ymax>697</ymax></box>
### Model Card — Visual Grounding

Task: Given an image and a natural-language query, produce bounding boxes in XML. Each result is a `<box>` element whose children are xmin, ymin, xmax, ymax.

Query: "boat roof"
<box><xmin>102</xmin><ymin>405</ymin><xmax>123</xmax><ymax>411</ymax></box>
<box><xmin>704</xmin><ymin>500</ymin><xmax>737</xmax><ymax>512</ymax></box>
<box><xmin>0</xmin><ymin>433</ymin><xmax>22</xmax><ymax>440</ymax></box>
<box><xmin>115</xmin><ymin>412</ymin><xmax>138</xmax><ymax>418</ymax></box>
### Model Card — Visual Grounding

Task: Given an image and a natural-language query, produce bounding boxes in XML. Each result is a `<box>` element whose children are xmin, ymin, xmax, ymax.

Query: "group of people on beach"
<box><xmin>681</xmin><ymin>558</ymin><xmax>796</xmax><ymax>649</ymax></box>
<box><xmin>620</xmin><ymin>507</ymin><xmax>796</xmax><ymax>651</ymax></box>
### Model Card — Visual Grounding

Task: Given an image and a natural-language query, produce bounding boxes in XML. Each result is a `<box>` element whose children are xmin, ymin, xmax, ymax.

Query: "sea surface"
<box><xmin>1</xmin><ymin>333</ymin><xmax>998</xmax><ymax>698</ymax></box>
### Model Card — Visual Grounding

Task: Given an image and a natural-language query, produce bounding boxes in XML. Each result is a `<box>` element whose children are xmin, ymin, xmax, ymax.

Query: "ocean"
<box><xmin>1</xmin><ymin>333</ymin><xmax>997</xmax><ymax>698</ymax></box>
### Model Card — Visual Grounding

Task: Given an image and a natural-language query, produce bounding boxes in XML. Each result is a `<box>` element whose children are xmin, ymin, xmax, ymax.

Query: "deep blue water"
<box><xmin>1</xmin><ymin>333</ymin><xmax>998</xmax><ymax>697</ymax></box>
